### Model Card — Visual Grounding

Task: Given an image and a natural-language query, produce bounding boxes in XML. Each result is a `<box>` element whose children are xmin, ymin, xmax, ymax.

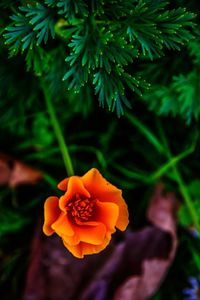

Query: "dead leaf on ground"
<box><xmin>0</xmin><ymin>153</ymin><xmax>42</xmax><ymax>187</ymax></box>
<box><xmin>23</xmin><ymin>184</ymin><xmax>178</xmax><ymax>300</ymax></box>
<box><xmin>112</xmin><ymin>184</ymin><xmax>178</xmax><ymax>300</ymax></box>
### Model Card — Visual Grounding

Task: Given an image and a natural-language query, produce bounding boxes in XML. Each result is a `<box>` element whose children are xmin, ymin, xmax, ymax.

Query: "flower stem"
<box><xmin>41</xmin><ymin>80</ymin><xmax>74</xmax><ymax>176</ymax></box>
<box><xmin>126</xmin><ymin>112</ymin><xmax>200</xmax><ymax>233</ymax></box>
<box><xmin>157</xmin><ymin>122</ymin><xmax>200</xmax><ymax>233</ymax></box>
<box><xmin>126</xmin><ymin>112</ymin><xmax>164</xmax><ymax>154</ymax></box>
<box><xmin>173</xmin><ymin>167</ymin><xmax>200</xmax><ymax>233</ymax></box>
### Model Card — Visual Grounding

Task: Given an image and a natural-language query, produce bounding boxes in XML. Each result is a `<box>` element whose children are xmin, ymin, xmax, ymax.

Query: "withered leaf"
<box><xmin>24</xmin><ymin>223</ymin><xmax>114</xmax><ymax>300</ymax></box>
<box><xmin>0</xmin><ymin>153</ymin><xmax>42</xmax><ymax>187</ymax></box>
<box><xmin>23</xmin><ymin>184</ymin><xmax>178</xmax><ymax>300</ymax></box>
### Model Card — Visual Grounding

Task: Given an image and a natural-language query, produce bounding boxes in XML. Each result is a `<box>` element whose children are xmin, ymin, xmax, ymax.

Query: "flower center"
<box><xmin>67</xmin><ymin>194</ymin><xmax>95</xmax><ymax>222</ymax></box>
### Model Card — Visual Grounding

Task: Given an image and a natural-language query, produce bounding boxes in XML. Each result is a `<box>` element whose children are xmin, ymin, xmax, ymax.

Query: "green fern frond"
<box><xmin>143</xmin><ymin>71</ymin><xmax>200</xmax><ymax>124</ymax></box>
<box><xmin>4</xmin><ymin>13</ymin><xmax>35</xmax><ymax>55</ymax></box>
<box><xmin>124</xmin><ymin>0</ymin><xmax>195</xmax><ymax>59</ymax></box>
<box><xmin>188</xmin><ymin>32</ymin><xmax>200</xmax><ymax>64</ymax></box>
<box><xmin>20</xmin><ymin>3</ymin><xmax>55</xmax><ymax>45</ymax></box>
<box><xmin>57</xmin><ymin>0</ymin><xmax>88</xmax><ymax>20</ymax></box>
<box><xmin>63</xmin><ymin>23</ymin><xmax>140</xmax><ymax>114</ymax></box>
<box><xmin>25</xmin><ymin>46</ymin><xmax>52</xmax><ymax>76</ymax></box>
<box><xmin>4</xmin><ymin>3</ymin><xmax>55</xmax><ymax>55</ymax></box>
<box><xmin>45</xmin><ymin>0</ymin><xmax>56</xmax><ymax>6</ymax></box>
<box><xmin>2</xmin><ymin>0</ymin><xmax>197</xmax><ymax>117</ymax></box>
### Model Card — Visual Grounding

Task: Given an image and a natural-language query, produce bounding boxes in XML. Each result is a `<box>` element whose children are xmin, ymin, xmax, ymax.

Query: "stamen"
<box><xmin>67</xmin><ymin>194</ymin><xmax>96</xmax><ymax>222</ymax></box>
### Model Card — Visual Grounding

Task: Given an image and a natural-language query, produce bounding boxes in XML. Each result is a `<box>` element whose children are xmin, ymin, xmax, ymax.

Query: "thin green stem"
<box><xmin>112</xmin><ymin>163</ymin><xmax>148</xmax><ymax>181</ymax></box>
<box><xmin>149</xmin><ymin>145</ymin><xmax>194</xmax><ymax>182</ymax></box>
<box><xmin>126</xmin><ymin>111</ymin><xmax>164</xmax><ymax>154</ymax></box>
<box><xmin>43</xmin><ymin>173</ymin><xmax>59</xmax><ymax>191</ymax></box>
<box><xmin>126</xmin><ymin>112</ymin><xmax>200</xmax><ymax>232</ymax></box>
<box><xmin>41</xmin><ymin>80</ymin><xmax>74</xmax><ymax>176</ymax></box>
<box><xmin>112</xmin><ymin>147</ymin><xmax>193</xmax><ymax>184</ymax></box>
<box><xmin>158</xmin><ymin>121</ymin><xmax>200</xmax><ymax>233</ymax></box>
<box><xmin>173</xmin><ymin>168</ymin><xmax>200</xmax><ymax>232</ymax></box>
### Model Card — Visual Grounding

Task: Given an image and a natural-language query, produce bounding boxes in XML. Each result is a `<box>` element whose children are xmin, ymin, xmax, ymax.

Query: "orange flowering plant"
<box><xmin>43</xmin><ymin>168</ymin><xmax>129</xmax><ymax>258</ymax></box>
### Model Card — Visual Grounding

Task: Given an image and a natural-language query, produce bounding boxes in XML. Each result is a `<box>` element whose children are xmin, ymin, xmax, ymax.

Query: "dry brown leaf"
<box><xmin>23</xmin><ymin>221</ymin><xmax>114</xmax><ymax>300</ymax></box>
<box><xmin>0</xmin><ymin>153</ymin><xmax>42</xmax><ymax>187</ymax></box>
<box><xmin>114</xmin><ymin>184</ymin><xmax>178</xmax><ymax>300</ymax></box>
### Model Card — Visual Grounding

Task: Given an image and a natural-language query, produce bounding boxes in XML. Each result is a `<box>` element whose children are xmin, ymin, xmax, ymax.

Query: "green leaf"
<box><xmin>143</xmin><ymin>71</ymin><xmax>200</xmax><ymax>124</ymax></box>
<box><xmin>20</xmin><ymin>3</ymin><xmax>55</xmax><ymax>45</ymax></box>
<box><xmin>57</xmin><ymin>0</ymin><xmax>88</xmax><ymax>20</ymax></box>
<box><xmin>179</xmin><ymin>180</ymin><xmax>200</xmax><ymax>226</ymax></box>
<box><xmin>4</xmin><ymin>3</ymin><xmax>55</xmax><ymax>55</ymax></box>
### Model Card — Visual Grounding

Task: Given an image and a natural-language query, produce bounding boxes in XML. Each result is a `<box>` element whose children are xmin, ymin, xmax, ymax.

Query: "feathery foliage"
<box><xmin>4</xmin><ymin>3</ymin><xmax>55</xmax><ymax>55</ymax></box>
<box><xmin>142</xmin><ymin>30</ymin><xmax>200</xmax><ymax>124</ymax></box>
<box><xmin>3</xmin><ymin>0</ymin><xmax>197</xmax><ymax>116</ymax></box>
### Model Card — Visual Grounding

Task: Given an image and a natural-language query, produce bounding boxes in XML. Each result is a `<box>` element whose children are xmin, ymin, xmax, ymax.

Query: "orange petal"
<box><xmin>82</xmin><ymin>168</ymin><xmax>129</xmax><ymax>231</ymax></box>
<box><xmin>59</xmin><ymin>176</ymin><xmax>90</xmax><ymax>211</ymax></box>
<box><xmin>51</xmin><ymin>212</ymin><xmax>74</xmax><ymax>237</ymax></box>
<box><xmin>74</xmin><ymin>222</ymin><xmax>106</xmax><ymax>245</ymax></box>
<box><xmin>63</xmin><ymin>240</ymin><xmax>83</xmax><ymax>258</ymax></box>
<box><xmin>62</xmin><ymin>233</ymin><xmax>80</xmax><ymax>246</ymax></box>
<box><xmin>62</xmin><ymin>222</ymin><xmax>106</xmax><ymax>246</ymax></box>
<box><xmin>95</xmin><ymin>200</ymin><xmax>119</xmax><ymax>232</ymax></box>
<box><xmin>63</xmin><ymin>234</ymin><xmax>111</xmax><ymax>258</ymax></box>
<box><xmin>43</xmin><ymin>196</ymin><xmax>60</xmax><ymax>236</ymax></box>
<box><xmin>91</xmin><ymin>232</ymin><xmax>112</xmax><ymax>254</ymax></box>
<box><xmin>82</xmin><ymin>168</ymin><xmax>118</xmax><ymax>193</ymax></box>
<box><xmin>57</xmin><ymin>178</ymin><xmax>69</xmax><ymax>191</ymax></box>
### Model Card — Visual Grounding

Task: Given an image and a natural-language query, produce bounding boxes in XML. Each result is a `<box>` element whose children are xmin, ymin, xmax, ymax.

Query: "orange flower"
<box><xmin>43</xmin><ymin>168</ymin><xmax>129</xmax><ymax>258</ymax></box>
